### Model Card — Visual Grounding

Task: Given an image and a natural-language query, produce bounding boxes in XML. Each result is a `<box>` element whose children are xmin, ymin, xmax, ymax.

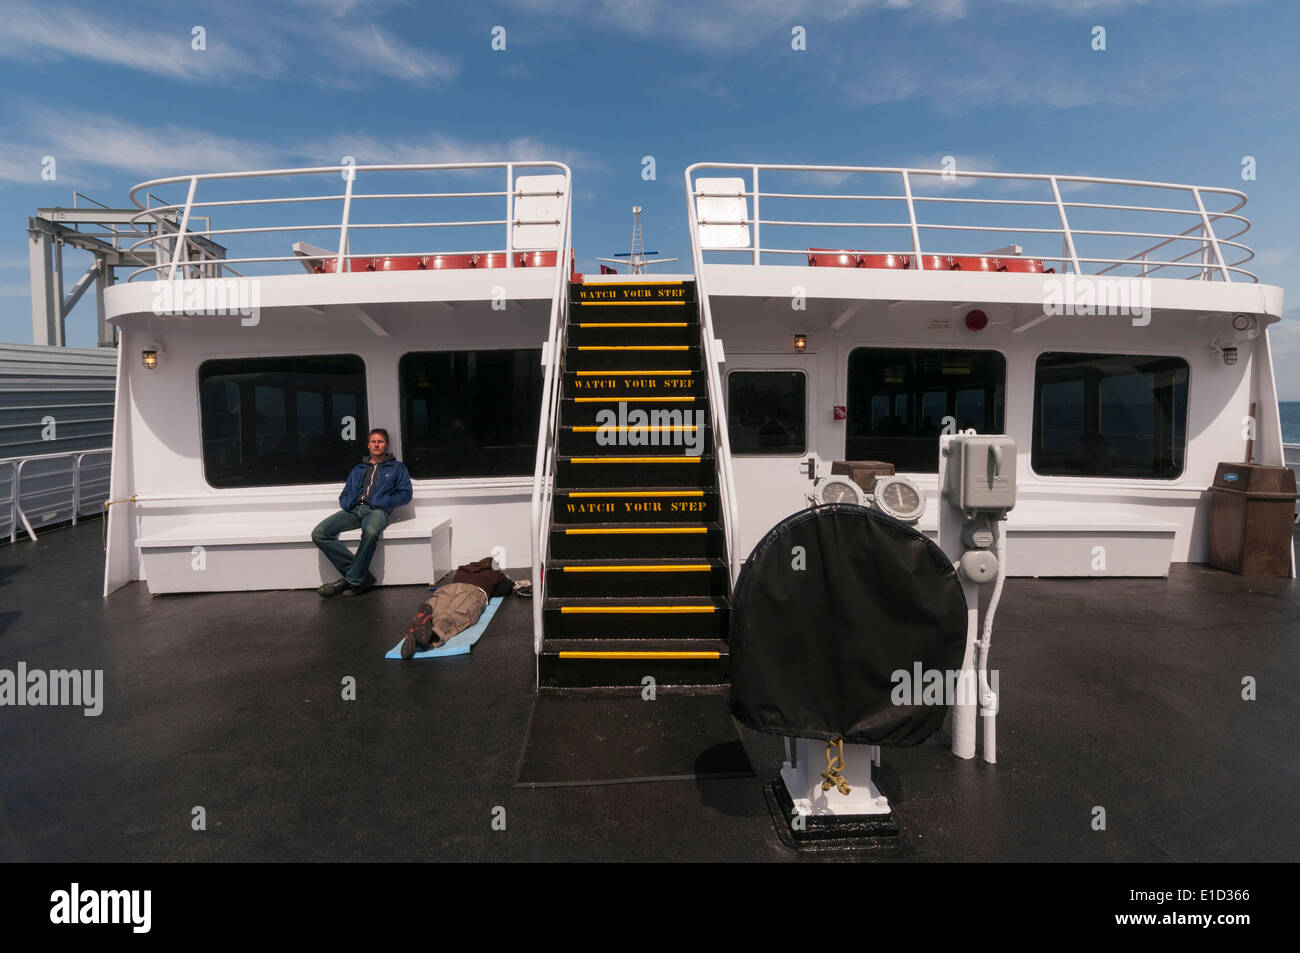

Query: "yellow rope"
<box><xmin>821</xmin><ymin>738</ymin><xmax>851</xmax><ymax>796</ymax></box>
<box><xmin>101</xmin><ymin>494</ymin><xmax>137</xmax><ymax>550</ymax></box>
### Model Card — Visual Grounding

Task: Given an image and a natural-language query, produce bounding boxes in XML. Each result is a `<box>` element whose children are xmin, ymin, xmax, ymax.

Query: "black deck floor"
<box><xmin>1</xmin><ymin>520</ymin><xmax>1298</xmax><ymax>862</ymax></box>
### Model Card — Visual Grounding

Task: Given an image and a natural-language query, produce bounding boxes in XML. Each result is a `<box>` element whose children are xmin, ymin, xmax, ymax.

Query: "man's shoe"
<box><xmin>341</xmin><ymin>573</ymin><xmax>377</xmax><ymax>597</ymax></box>
<box><xmin>318</xmin><ymin>578</ymin><xmax>350</xmax><ymax>598</ymax></box>
<box><xmin>401</xmin><ymin>605</ymin><xmax>434</xmax><ymax>659</ymax></box>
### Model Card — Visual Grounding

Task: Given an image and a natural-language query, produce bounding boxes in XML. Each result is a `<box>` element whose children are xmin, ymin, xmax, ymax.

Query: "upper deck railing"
<box><xmin>123</xmin><ymin>162</ymin><xmax>572</xmax><ymax>282</ymax></box>
<box><xmin>685</xmin><ymin>163</ymin><xmax>1256</xmax><ymax>282</ymax></box>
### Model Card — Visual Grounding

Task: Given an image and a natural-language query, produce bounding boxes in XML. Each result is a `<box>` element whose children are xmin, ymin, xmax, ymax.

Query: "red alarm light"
<box><xmin>965</xmin><ymin>309</ymin><xmax>988</xmax><ymax>331</ymax></box>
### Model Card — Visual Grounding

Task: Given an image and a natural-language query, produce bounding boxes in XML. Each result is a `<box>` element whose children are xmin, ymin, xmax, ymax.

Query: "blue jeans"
<box><xmin>311</xmin><ymin>504</ymin><xmax>389</xmax><ymax>585</ymax></box>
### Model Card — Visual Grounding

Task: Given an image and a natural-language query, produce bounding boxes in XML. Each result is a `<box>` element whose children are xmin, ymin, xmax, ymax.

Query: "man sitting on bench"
<box><xmin>313</xmin><ymin>428</ymin><xmax>413</xmax><ymax>597</ymax></box>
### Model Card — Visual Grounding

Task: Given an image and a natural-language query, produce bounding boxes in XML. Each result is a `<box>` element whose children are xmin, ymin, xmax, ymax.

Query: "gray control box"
<box><xmin>946</xmin><ymin>435</ymin><xmax>1017</xmax><ymax>512</ymax></box>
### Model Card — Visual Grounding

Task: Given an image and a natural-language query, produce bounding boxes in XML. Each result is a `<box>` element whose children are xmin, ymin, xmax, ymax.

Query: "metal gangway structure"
<box><xmin>27</xmin><ymin>193</ymin><xmax>227</xmax><ymax>348</ymax></box>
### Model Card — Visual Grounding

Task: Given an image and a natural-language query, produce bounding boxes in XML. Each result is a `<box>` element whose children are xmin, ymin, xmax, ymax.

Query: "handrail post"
<box><xmin>167</xmin><ymin>177</ymin><xmax>198</xmax><ymax>282</ymax></box>
<box><xmin>7</xmin><ymin>461</ymin><xmax>15</xmax><ymax>544</ymax></box>
<box><xmin>506</xmin><ymin>163</ymin><xmax>514</xmax><ymax>268</ymax></box>
<box><xmin>752</xmin><ymin>166</ymin><xmax>760</xmax><ymax>266</ymax></box>
<box><xmin>337</xmin><ymin>164</ymin><xmax>355</xmax><ymax>273</ymax></box>
<box><xmin>13</xmin><ymin>459</ymin><xmax>37</xmax><ymax>541</ymax></box>
<box><xmin>901</xmin><ymin>170</ymin><xmax>924</xmax><ymax>269</ymax></box>
<box><xmin>72</xmin><ymin>451</ymin><xmax>81</xmax><ymax>525</ymax></box>
<box><xmin>1050</xmin><ymin>177</ymin><xmax>1081</xmax><ymax>274</ymax></box>
<box><xmin>1191</xmin><ymin>188</ymin><xmax>1231</xmax><ymax>282</ymax></box>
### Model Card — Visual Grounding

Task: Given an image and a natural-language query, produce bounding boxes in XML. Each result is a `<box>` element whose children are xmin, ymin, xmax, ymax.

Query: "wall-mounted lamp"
<box><xmin>1223</xmin><ymin>346</ymin><xmax>1238</xmax><ymax>365</ymax></box>
<box><xmin>793</xmin><ymin>334</ymin><xmax>807</xmax><ymax>353</ymax></box>
<box><xmin>142</xmin><ymin>344</ymin><xmax>162</xmax><ymax>370</ymax></box>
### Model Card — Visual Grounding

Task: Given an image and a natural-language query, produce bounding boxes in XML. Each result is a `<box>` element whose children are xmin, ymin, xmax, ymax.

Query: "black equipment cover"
<box><xmin>729</xmin><ymin>504</ymin><xmax>968</xmax><ymax>746</ymax></box>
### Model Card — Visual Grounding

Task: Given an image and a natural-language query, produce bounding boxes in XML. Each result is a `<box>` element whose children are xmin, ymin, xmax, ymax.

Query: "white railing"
<box><xmin>682</xmin><ymin>180</ymin><xmax>745</xmax><ymax>587</ymax></box>
<box><xmin>530</xmin><ymin>216</ymin><xmax>574</xmax><ymax>653</ymax></box>
<box><xmin>123</xmin><ymin>162</ymin><xmax>572</xmax><ymax>281</ymax></box>
<box><xmin>685</xmin><ymin>163</ymin><xmax>1256</xmax><ymax>282</ymax></box>
<box><xmin>2</xmin><ymin>449</ymin><xmax>111</xmax><ymax>543</ymax></box>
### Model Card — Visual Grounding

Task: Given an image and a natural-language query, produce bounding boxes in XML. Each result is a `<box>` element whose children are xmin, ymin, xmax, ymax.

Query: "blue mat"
<box><xmin>386</xmin><ymin>595</ymin><xmax>505</xmax><ymax>659</ymax></box>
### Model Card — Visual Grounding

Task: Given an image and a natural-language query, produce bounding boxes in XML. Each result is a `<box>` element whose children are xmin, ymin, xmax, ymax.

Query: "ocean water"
<box><xmin>1282</xmin><ymin>402</ymin><xmax>1300</xmax><ymax>444</ymax></box>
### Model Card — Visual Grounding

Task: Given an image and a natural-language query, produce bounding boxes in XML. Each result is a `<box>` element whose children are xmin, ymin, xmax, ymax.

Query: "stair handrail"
<box><xmin>683</xmin><ymin>172</ymin><xmax>743</xmax><ymax>587</ymax></box>
<box><xmin>529</xmin><ymin>172</ymin><xmax>574</xmax><ymax>653</ymax></box>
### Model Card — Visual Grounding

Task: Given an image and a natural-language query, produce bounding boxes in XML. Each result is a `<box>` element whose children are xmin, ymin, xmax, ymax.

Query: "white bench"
<box><xmin>136</xmin><ymin>517</ymin><xmax>452</xmax><ymax>594</ymax></box>
<box><xmin>919</xmin><ymin>513</ymin><xmax>1178</xmax><ymax>577</ymax></box>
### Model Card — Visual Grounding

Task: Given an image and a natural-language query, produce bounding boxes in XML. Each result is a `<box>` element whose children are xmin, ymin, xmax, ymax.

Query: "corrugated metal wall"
<box><xmin>1</xmin><ymin>343</ymin><xmax>118</xmax><ymax>540</ymax></box>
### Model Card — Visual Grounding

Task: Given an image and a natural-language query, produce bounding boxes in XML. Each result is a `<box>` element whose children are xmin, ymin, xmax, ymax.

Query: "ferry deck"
<box><xmin>1</xmin><ymin>518</ymin><xmax>1297</xmax><ymax>861</ymax></box>
<box><xmin>3</xmin><ymin>159</ymin><xmax>1297</xmax><ymax>861</ymax></box>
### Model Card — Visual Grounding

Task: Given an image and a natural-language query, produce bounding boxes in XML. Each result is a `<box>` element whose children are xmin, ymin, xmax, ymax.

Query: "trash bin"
<box><xmin>1207</xmin><ymin>462</ymin><xmax>1298</xmax><ymax>576</ymax></box>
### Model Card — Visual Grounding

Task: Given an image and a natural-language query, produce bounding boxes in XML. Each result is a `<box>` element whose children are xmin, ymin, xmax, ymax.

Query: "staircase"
<box><xmin>538</xmin><ymin>280</ymin><xmax>731</xmax><ymax>690</ymax></box>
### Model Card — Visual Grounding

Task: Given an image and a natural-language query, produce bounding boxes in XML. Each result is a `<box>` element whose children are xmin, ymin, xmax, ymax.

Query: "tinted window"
<box><xmin>399</xmin><ymin>350</ymin><xmax>543</xmax><ymax>478</ymax></box>
<box><xmin>846</xmin><ymin>348</ymin><xmax>1006</xmax><ymax>472</ymax></box>
<box><xmin>1032</xmin><ymin>352</ymin><xmax>1188</xmax><ymax>478</ymax></box>
<box><xmin>728</xmin><ymin>371</ymin><xmax>807</xmax><ymax>455</ymax></box>
<box><xmin>199</xmin><ymin>355</ymin><xmax>367</xmax><ymax>487</ymax></box>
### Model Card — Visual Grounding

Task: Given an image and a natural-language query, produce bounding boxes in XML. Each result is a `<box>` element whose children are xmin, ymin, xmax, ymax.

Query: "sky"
<box><xmin>3</xmin><ymin>0</ymin><xmax>1299</xmax><ymax>393</ymax></box>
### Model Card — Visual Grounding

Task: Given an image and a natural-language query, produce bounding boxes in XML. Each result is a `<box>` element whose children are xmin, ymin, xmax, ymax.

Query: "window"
<box><xmin>199</xmin><ymin>355</ymin><xmax>368</xmax><ymax>487</ymax></box>
<box><xmin>727</xmin><ymin>371</ymin><xmax>807</xmax><ymax>455</ymax></box>
<box><xmin>399</xmin><ymin>350</ymin><xmax>543</xmax><ymax>478</ymax></box>
<box><xmin>1032</xmin><ymin>352</ymin><xmax>1188</xmax><ymax>478</ymax></box>
<box><xmin>846</xmin><ymin>348</ymin><xmax>1005</xmax><ymax>472</ymax></box>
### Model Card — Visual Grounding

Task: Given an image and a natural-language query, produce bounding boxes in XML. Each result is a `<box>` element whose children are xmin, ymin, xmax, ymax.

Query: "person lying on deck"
<box><xmin>312</xmin><ymin>428</ymin><xmax>413</xmax><ymax>597</ymax></box>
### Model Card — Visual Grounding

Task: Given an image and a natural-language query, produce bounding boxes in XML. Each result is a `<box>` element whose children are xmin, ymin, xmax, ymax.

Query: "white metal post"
<box><xmin>902</xmin><ymin>170</ymin><xmax>923</xmax><ymax>269</ymax></box>
<box><xmin>337</xmin><ymin>165</ymin><xmax>355</xmax><ymax>273</ymax></box>
<box><xmin>506</xmin><ymin>163</ymin><xmax>514</xmax><ymax>267</ymax></box>
<box><xmin>168</xmin><ymin>177</ymin><xmax>198</xmax><ymax>281</ymax></box>
<box><xmin>1050</xmin><ymin>177</ymin><xmax>1081</xmax><ymax>274</ymax></box>
<box><xmin>1192</xmin><ymin>188</ymin><xmax>1231</xmax><ymax>282</ymax></box>
<box><xmin>751</xmin><ymin>166</ymin><xmax>760</xmax><ymax>266</ymax></box>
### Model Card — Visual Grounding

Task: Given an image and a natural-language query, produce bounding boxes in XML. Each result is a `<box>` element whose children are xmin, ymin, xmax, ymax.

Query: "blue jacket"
<box><xmin>339</xmin><ymin>453</ymin><xmax>413</xmax><ymax>514</ymax></box>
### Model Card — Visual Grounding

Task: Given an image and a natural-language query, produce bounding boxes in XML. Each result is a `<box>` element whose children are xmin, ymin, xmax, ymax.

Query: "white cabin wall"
<box><xmin>110</xmin><ymin>299</ymin><xmax>553</xmax><ymax>587</ymax></box>
<box><xmin>711</xmin><ymin>295</ymin><xmax>1266</xmax><ymax>571</ymax></box>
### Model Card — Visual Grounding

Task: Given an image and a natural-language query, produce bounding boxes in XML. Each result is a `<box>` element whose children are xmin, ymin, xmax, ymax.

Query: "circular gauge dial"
<box><xmin>823</xmin><ymin>482</ymin><xmax>860</xmax><ymax>504</ymax></box>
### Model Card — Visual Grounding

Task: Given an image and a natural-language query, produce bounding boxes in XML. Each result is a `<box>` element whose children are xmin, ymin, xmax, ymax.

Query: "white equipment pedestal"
<box><xmin>780</xmin><ymin>739</ymin><xmax>890</xmax><ymax>815</ymax></box>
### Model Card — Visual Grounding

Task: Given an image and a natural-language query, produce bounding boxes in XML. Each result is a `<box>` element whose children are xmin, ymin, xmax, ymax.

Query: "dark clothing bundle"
<box><xmin>450</xmin><ymin>557</ymin><xmax>513</xmax><ymax>597</ymax></box>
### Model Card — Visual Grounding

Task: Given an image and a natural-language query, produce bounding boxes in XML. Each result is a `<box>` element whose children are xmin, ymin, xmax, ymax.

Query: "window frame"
<box><xmin>843</xmin><ymin>345</ymin><xmax>1008</xmax><ymax>474</ymax></box>
<box><xmin>397</xmin><ymin>347</ymin><xmax>544</xmax><ymax>481</ymax></box>
<box><xmin>196</xmin><ymin>352</ymin><xmax>370</xmax><ymax>490</ymax></box>
<box><xmin>1029</xmin><ymin>349</ymin><xmax>1192</xmax><ymax>483</ymax></box>
<box><xmin>725</xmin><ymin>367</ymin><xmax>809</xmax><ymax>457</ymax></box>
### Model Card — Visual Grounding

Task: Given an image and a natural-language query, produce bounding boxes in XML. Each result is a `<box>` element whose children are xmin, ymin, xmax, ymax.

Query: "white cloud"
<box><xmin>302</xmin><ymin>132</ymin><xmax>605</xmax><ymax>174</ymax></box>
<box><xmin>0</xmin><ymin>1</ymin><xmax>282</xmax><ymax>82</ymax></box>
<box><xmin>0</xmin><ymin>1</ymin><xmax>456</xmax><ymax>89</ymax></box>
<box><xmin>22</xmin><ymin>111</ymin><xmax>282</xmax><ymax>179</ymax></box>
<box><xmin>504</xmin><ymin>0</ymin><xmax>970</xmax><ymax>51</ymax></box>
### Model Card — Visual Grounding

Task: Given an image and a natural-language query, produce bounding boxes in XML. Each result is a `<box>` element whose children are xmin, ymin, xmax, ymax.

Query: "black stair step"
<box><xmin>565</xmin><ymin>344</ymin><xmax>700</xmax><ymax>373</ymax></box>
<box><xmin>567</xmin><ymin>320</ymin><xmax>699</xmax><ymax>348</ymax></box>
<box><xmin>546</xmin><ymin>558</ymin><xmax>730</xmax><ymax>598</ymax></box>
<box><xmin>558</xmin><ymin>422</ymin><xmax>712</xmax><ymax>456</ymax></box>
<box><xmin>563</xmin><ymin>368</ymin><xmax>703</xmax><ymax>399</ymax></box>
<box><xmin>557</xmin><ymin>452</ymin><xmax>714</xmax><ymax>488</ymax></box>
<box><xmin>560</xmin><ymin>396</ymin><xmax>705</xmax><ymax>426</ymax></box>
<box><xmin>539</xmin><ymin>638</ymin><xmax>728</xmax><ymax>689</ymax></box>
<box><xmin>552</xmin><ymin>487</ymin><xmax>719</xmax><ymax>523</ymax></box>
<box><xmin>548</xmin><ymin>521</ymin><xmax>725</xmax><ymax>559</ymax></box>
<box><xmin>571</xmin><ymin>281</ymin><xmax>695</xmax><ymax>305</ymax></box>
<box><xmin>544</xmin><ymin>596</ymin><xmax>729</xmax><ymax>639</ymax></box>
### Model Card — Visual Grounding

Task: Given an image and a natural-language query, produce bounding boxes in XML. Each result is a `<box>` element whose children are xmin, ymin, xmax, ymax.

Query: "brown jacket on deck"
<box><xmin>450</xmin><ymin>557</ymin><xmax>513</xmax><ymax>597</ymax></box>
